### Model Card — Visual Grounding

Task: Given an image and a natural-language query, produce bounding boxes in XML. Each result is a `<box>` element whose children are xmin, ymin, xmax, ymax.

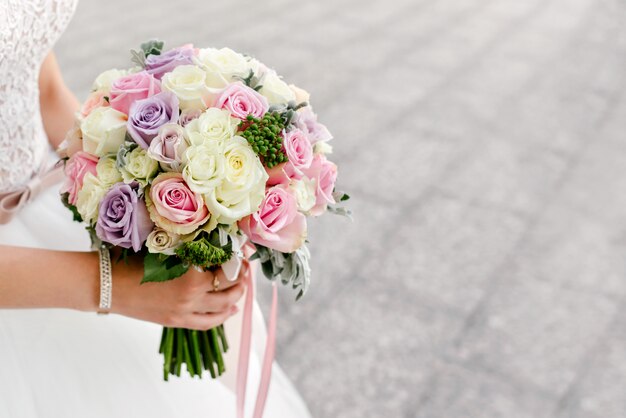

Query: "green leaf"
<box><xmin>61</xmin><ymin>192</ymin><xmax>83</xmax><ymax>222</ymax></box>
<box><xmin>141</xmin><ymin>253</ymin><xmax>189</xmax><ymax>284</ymax></box>
<box><xmin>340</xmin><ymin>193</ymin><xmax>350</xmax><ymax>202</ymax></box>
<box><xmin>130</xmin><ymin>49</ymin><xmax>146</xmax><ymax>68</ymax></box>
<box><xmin>327</xmin><ymin>205</ymin><xmax>353</xmax><ymax>220</ymax></box>
<box><xmin>141</xmin><ymin>39</ymin><xmax>164</xmax><ymax>57</ymax></box>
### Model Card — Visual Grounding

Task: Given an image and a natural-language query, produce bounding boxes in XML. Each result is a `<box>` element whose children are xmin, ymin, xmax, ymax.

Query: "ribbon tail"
<box><xmin>252</xmin><ymin>282</ymin><xmax>278</xmax><ymax>418</ymax></box>
<box><xmin>236</xmin><ymin>269</ymin><xmax>255</xmax><ymax>418</ymax></box>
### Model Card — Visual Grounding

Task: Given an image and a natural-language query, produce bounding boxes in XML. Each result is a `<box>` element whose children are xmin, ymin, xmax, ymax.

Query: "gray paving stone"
<box><xmin>556</xmin><ymin>310</ymin><xmax>626</xmax><ymax>418</ymax></box>
<box><xmin>360</xmin><ymin>192</ymin><xmax>526</xmax><ymax>315</ymax></box>
<box><xmin>279</xmin><ymin>269</ymin><xmax>462</xmax><ymax>418</ymax></box>
<box><xmin>413</xmin><ymin>362</ymin><xmax>555</xmax><ymax>418</ymax></box>
<box><xmin>511</xmin><ymin>140</ymin><xmax>626</xmax><ymax>299</ymax></box>
<box><xmin>449</xmin><ymin>275</ymin><xmax>618</xmax><ymax>396</ymax></box>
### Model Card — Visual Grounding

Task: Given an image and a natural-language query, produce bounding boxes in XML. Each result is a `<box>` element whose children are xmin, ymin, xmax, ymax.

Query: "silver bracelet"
<box><xmin>97</xmin><ymin>246</ymin><xmax>112</xmax><ymax>314</ymax></box>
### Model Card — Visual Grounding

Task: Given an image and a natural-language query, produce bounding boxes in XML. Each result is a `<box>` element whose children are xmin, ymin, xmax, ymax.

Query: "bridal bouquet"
<box><xmin>59</xmin><ymin>40</ymin><xmax>349</xmax><ymax>380</ymax></box>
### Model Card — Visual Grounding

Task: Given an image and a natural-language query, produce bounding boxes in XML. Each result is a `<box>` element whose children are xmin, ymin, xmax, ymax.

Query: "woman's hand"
<box><xmin>111</xmin><ymin>256</ymin><xmax>249</xmax><ymax>331</ymax></box>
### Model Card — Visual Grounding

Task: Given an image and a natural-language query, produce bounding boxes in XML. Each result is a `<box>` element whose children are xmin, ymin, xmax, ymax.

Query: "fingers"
<box><xmin>184</xmin><ymin>307</ymin><xmax>239</xmax><ymax>331</ymax></box>
<box><xmin>194</xmin><ymin>281</ymin><xmax>246</xmax><ymax>314</ymax></box>
<box><xmin>213</xmin><ymin>258</ymin><xmax>250</xmax><ymax>291</ymax></box>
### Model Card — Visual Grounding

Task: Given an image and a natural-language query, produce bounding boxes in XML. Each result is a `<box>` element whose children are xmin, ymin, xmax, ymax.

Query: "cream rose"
<box><xmin>96</xmin><ymin>155</ymin><xmax>123</xmax><ymax>186</ymax></box>
<box><xmin>161</xmin><ymin>65</ymin><xmax>212</xmax><ymax>110</ymax></box>
<box><xmin>146</xmin><ymin>228</ymin><xmax>182</xmax><ymax>255</ymax></box>
<box><xmin>81</xmin><ymin>107</ymin><xmax>128</xmax><ymax>157</ymax></box>
<box><xmin>57</xmin><ymin>118</ymin><xmax>83</xmax><ymax>159</ymax></box>
<box><xmin>184</xmin><ymin>108</ymin><xmax>238</xmax><ymax>146</ymax></box>
<box><xmin>289</xmin><ymin>177</ymin><xmax>316</xmax><ymax>212</ymax></box>
<box><xmin>92</xmin><ymin>69</ymin><xmax>128</xmax><ymax>94</ymax></box>
<box><xmin>75</xmin><ymin>172</ymin><xmax>108</xmax><ymax>224</ymax></box>
<box><xmin>313</xmin><ymin>141</ymin><xmax>333</xmax><ymax>155</ymax></box>
<box><xmin>289</xmin><ymin>84</ymin><xmax>310</xmax><ymax>103</ymax></box>
<box><xmin>182</xmin><ymin>142</ymin><xmax>225</xmax><ymax>194</ymax></box>
<box><xmin>259</xmin><ymin>71</ymin><xmax>296</xmax><ymax>105</ymax></box>
<box><xmin>119</xmin><ymin>147</ymin><xmax>159</xmax><ymax>186</ymax></box>
<box><xmin>194</xmin><ymin>47</ymin><xmax>256</xmax><ymax>89</ymax></box>
<box><xmin>204</xmin><ymin>136</ymin><xmax>268</xmax><ymax>223</ymax></box>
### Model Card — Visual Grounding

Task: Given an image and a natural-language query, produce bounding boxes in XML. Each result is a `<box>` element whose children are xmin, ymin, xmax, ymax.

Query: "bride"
<box><xmin>0</xmin><ymin>1</ymin><xmax>311</xmax><ymax>417</ymax></box>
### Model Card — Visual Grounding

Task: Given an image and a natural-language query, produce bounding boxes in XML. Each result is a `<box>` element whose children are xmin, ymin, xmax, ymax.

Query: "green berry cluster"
<box><xmin>175</xmin><ymin>235</ymin><xmax>232</xmax><ymax>269</ymax></box>
<box><xmin>240</xmin><ymin>113</ymin><xmax>288</xmax><ymax>168</ymax></box>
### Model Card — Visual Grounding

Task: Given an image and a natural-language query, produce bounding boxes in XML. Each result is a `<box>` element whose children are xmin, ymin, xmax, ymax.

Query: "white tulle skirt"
<box><xmin>0</xmin><ymin>167</ymin><xmax>310</xmax><ymax>417</ymax></box>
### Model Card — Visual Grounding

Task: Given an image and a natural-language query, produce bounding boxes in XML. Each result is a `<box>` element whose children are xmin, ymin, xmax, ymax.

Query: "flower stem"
<box><xmin>175</xmin><ymin>328</ymin><xmax>183</xmax><ymax>377</ymax></box>
<box><xmin>163</xmin><ymin>327</ymin><xmax>174</xmax><ymax>381</ymax></box>
<box><xmin>182</xmin><ymin>329</ymin><xmax>195</xmax><ymax>377</ymax></box>
<box><xmin>189</xmin><ymin>330</ymin><xmax>203</xmax><ymax>377</ymax></box>
<box><xmin>211</xmin><ymin>327</ymin><xmax>225</xmax><ymax>375</ymax></box>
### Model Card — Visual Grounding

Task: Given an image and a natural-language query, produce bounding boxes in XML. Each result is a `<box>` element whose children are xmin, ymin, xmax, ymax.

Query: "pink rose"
<box><xmin>81</xmin><ymin>91</ymin><xmax>109</xmax><ymax>117</ymax></box>
<box><xmin>214</xmin><ymin>82</ymin><xmax>269</xmax><ymax>120</ymax></box>
<box><xmin>239</xmin><ymin>185</ymin><xmax>306</xmax><ymax>253</ymax></box>
<box><xmin>61</xmin><ymin>151</ymin><xmax>99</xmax><ymax>205</ymax></box>
<box><xmin>283</xmin><ymin>128</ymin><xmax>313</xmax><ymax>174</ymax></box>
<box><xmin>265</xmin><ymin>161</ymin><xmax>300</xmax><ymax>186</ymax></box>
<box><xmin>147</xmin><ymin>173</ymin><xmax>210</xmax><ymax>234</ymax></box>
<box><xmin>109</xmin><ymin>71</ymin><xmax>161</xmax><ymax>115</ymax></box>
<box><xmin>302</xmin><ymin>155</ymin><xmax>337</xmax><ymax>216</ymax></box>
<box><xmin>294</xmin><ymin>107</ymin><xmax>332</xmax><ymax>144</ymax></box>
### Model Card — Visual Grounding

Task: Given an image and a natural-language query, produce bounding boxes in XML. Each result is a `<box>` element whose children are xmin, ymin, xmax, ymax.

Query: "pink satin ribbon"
<box><xmin>237</xmin><ymin>267</ymin><xmax>278</xmax><ymax>418</ymax></box>
<box><xmin>0</xmin><ymin>157</ymin><xmax>64</xmax><ymax>225</ymax></box>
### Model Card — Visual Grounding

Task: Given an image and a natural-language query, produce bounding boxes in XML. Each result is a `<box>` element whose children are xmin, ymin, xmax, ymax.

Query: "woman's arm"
<box><xmin>0</xmin><ymin>246</ymin><xmax>100</xmax><ymax>311</ymax></box>
<box><xmin>39</xmin><ymin>52</ymin><xmax>81</xmax><ymax>149</ymax></box>
<box><xmin>0</xmin><ymin>245</ymin><xmax>246</xmax><ymax>330</ymax></box>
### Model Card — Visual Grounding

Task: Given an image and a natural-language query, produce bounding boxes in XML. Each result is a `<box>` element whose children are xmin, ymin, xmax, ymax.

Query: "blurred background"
<box><xmin>56</xmin><ymin>0</ymin><xmax>626</xmax><ymax>417</ymax></box>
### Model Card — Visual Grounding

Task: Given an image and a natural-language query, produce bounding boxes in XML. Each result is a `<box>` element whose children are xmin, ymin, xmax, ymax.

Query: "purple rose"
<box><xmin>147</xmin><ymin>123</ymin><xmax>187</xmax><ymax>169</ymax></box>
<box><xmin>145</xmin><ymin>46</ymin><xmax>195</xmax><ymax>80</ymax></box>
<box><xmin>294</xmin><ymin>107</ymin><xmax>332</xmax><ymax>144</ymax></box>
<box><xmin>127</xmin><ymin>91</ymin><xmax>179</xmax><ymax>149</ymax></box>
<box><xmin>96</xmin><ymin>182</ymin><xmax>154</xmax><ymax>251</ymax></box>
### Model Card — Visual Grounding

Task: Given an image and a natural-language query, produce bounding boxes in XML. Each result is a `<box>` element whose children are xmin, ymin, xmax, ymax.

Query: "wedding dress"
<box><xmin>0</xmin><ymin>1</ymin><xmax>311</xmax><ymax>417</ymax></box>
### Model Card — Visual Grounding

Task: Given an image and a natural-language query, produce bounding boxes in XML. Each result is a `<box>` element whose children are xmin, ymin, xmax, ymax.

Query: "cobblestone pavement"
<box><xmin>56</xmin><ymin>0</ymin><xmax>626</xmax><ymax>416</ymax></box>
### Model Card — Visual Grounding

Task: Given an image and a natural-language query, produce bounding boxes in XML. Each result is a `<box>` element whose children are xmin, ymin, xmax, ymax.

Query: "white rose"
<box><xmin>96</xmin><ymin>155</ymin><xmax>123</xmax><ymax>186</ymax></box>
<box><xmin>184</xmin><ymin>108</ymin><xmax>239</xmax><ymax>146</ymax></box>
<box><xmin>58</xmin><ymin>118</ymin><xmax>83</xmax><ymax>158</ymax></box>
<box><xmin>259</xmin><ymin>71</ymin><xmax>296</xmax><ymax>105</ymax></box>
<box><xmin>92</xmin><ymin>69</ymin><xmax>128</xmax><ymax>94</ymax></box>
<box><xmin>75</xmin><ymin>172</ymin><xmax>108</xmax><ymax>224</ymax></box>
<box><xmin>204</xmin><ymin>136</ymin><xmax>268</xmax><ymax>223</ymax></box>
<box><xmin>80</xmin><ymin>107</ymin><xmax>128</xmax><ymax>157</ymax></box>
<box><xmin>182</xmin><ymin>142</ymin><xmax>225</xmax><ymax>194</ymax></box>
<box><xmin>313</xmin><ymin>141</ymin><xmax>333</xmax><ymax>155</ymax></box>
<box><xmin>119</xmin><ymin>147</ymin><xmax>159</xmax><ymax>186</ymax></box>
<box><xmin>161</xmin><ymin>65</ymin><xmax>212</xmax><ymax>110</ymax></box>
<box><xmin>289</xmin><ymin>84</ymin><xmax>310</xmax><ymax>103</ymax></box>
<box><xmin>290</xmin><ymin>177</ymin><xmax>316</xmax><ymax>212</ymax></box>
<box><xmin>146</xmin><ymin>228</ymin><xmax>182</xmax><ymax>255</ymax></box>
<box><xmin>194</xmin><ymin>47</ymin><xmax>256</xmax><ymax>88</ymax></box>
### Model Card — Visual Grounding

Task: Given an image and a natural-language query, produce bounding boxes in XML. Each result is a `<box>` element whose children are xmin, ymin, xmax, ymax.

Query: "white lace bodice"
<box><xmin>0</xmin><ymin>0</ymin><xmax>77</xmax><ymax>192</ymax></box>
